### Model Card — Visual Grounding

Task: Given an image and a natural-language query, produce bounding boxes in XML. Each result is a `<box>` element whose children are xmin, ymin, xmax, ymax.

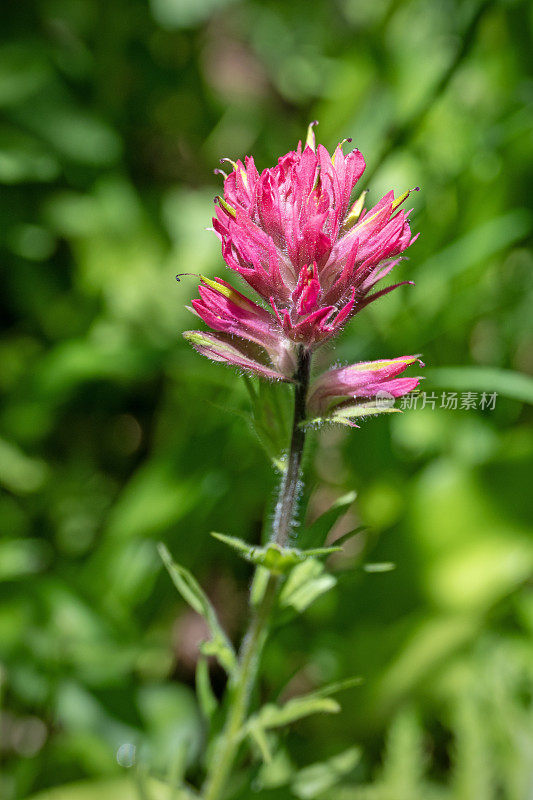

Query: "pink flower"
<box><xmin>183</xmin><ymin>330</ymin><xmax>289</xmax><ymax>382</ymax></box>
<box><xmin>183</xmin><ymin>125</ymin><xmax>422</xmax><ymax>411</ymax></box>
<box><xmin>211</xmin><ymin>123</ymin><xmax>418</xmax><ymax>344</ymax></box>
<box><xmin>307</xmin><ymin>356</ymin><xmax>423</xmax><ymax>423</ymax></box>
<box><xmin>185</xmin><ymin>276</ymin><xmax>296</xmax><ymax>380</ymax></box>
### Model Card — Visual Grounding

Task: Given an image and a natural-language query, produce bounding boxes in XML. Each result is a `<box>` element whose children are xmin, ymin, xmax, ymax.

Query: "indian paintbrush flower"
<box><xmin>174</xmin><ymin>127</ymin><xmax>424</xmax><ymax>800</ymax></box>
<box><xmin>184</xmin><ymin>123</ymin><xmax>422</xmax><ymax>421</ymax></box>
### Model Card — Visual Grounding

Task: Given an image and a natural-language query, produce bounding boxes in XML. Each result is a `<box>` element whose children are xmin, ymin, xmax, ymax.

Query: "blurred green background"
<box><xmin>1</xmin><ymin>0</ymin><xmax>532</xmax><ymax>798</ymax></box>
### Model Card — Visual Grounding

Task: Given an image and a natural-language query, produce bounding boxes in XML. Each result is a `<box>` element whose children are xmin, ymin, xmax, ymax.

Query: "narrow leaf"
<box><xmin>312</xmin><ymin>676</ymin><xmax>364</xmax><ymax>698</ymax></box>
<box><xmin>280</xmin><ymin>558</ymin><xmax>336</xmax><ymax>612</ymax></box>
<box><xmin>211</xmin><ymin>533</ymin><xmax>341</xmax><ymax>575</ymax></box>
<box><xmin>298</xmin><ymin>491</ymin><xmax>357</xmax><ymax>550</ymax></box>
<box><xmin>255</xmin><ymin>747</ymin><xmax>294</xmax><ymax>790</ymax></box>
<box><xmin>330</xmin><ymin>526</ymin><xmax>367</xmax><ymax>549</ymax></box>
<box><xmin>195</xmin><ymin>656</ymin><xmax>217</xmax><ymax>720</ymax></box>
<box><xmin>249</xmin><ymin>724</ymin><xmax>273</xmax><ymax>763</ymax></box>
<box><xmin>250</xmin><ymin>565</ymin><xmax>270</xmax><ymax>606</ymax></box>
<box><xmin>243</xmin><ymin>376</ymin><xmax>292</xmax><ymax>470</ymax></box>
<box><xmin>292</xmin><ymin>747</ymin><xmax>361</xmax><ymax>799</ymax></box>
<box><xmin>165</xmin><ymin>742</ymin><xmax>190</xmax><ymax>800</ymax></box>
<box><xmin>364</xmin><ymin>562</ymin><xmax>396</xmax><ymax>573</ymax></box>
<box><xmin>331</xmin><ymin>403</ymin><xmax>401</xmax><ymax>422</ymax></box>
<box><xmin>243</xmin><ymin>680</ymin><xmax>362</xmax><ymax>768</ymax></box>
<box><xmin>211</xmin><ymin>532</ymin><xmax>253</xmax><ymax>559</ymax></box>
<box><xmin>158</xmin><ymin>543</ymin><xmax>237</xmax><ymax>675</ymax></box>
<box><xmin>284</xmin><ymin>574</ymin><xmax>336</xmax><ymax>613</ymax></box>
<box><xmin>158</xmin><ymin>543</ymin><xmax>205</xmax><ymax>616</ymax></box>
<box><xmin>273</xmin><ymin>676</ymin><xmax>363</xmax><ymax>732</ymax></box>
<box><xmin>246</xmin><ymin>696</ymin><xmax>340</xmax><ymax>735</ymax></box>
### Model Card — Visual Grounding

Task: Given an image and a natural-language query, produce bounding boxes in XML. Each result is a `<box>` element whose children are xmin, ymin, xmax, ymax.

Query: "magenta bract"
<box><xmin>211</xmin><ymin>133</ymin><xmax>416</xmax><ymax>344</ymax></box>
<box><xmin>184</xmin><ymin>127</ymin><xmax>422</xmax><ymax>414</ymax></box>
<box><xmin>307</xmin><ymin>356</ymin><xmax>424</xmax><ymax>417</ymax></box>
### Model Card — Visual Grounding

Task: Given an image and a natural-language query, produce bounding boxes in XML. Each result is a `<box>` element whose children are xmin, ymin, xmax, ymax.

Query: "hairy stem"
<box><xmin>201</xmin><ymin>347</ymin><xmax>311</xmax><ymax>800</ymax></box>
<box><xmin>273</xmin><ymin>346</ymin><xmax>312</xmax><ymax>546</ymax></box>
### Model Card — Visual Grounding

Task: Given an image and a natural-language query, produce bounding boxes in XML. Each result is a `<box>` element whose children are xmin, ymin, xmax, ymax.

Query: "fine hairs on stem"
<box><xmin>201</xmin><ymin>347</ymin><xmax>312</xmax><ymax>800</ymax></box>
<box><xmin>273</xmin><ymin>345</ymin><xmax>311</xmax><ymax>546</ymax></box>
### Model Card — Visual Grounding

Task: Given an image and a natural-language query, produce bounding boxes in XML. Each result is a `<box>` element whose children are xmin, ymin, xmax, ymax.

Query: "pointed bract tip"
<box><xmin>220</xmin><ymin>157</ymin><xmax>237</xmax><ymax>170</ymax></box>
<box><xmin>215</xmin><ymin>195</ymin><xmax>237</xmax><ymax>218</ymax></box>
<box><xmin>306</xmin><ymin>120</ymin><xmax>319</xmax><ymax>151</ymax></box>
<box><xmin>333</xmin><ymin>138</ymin><xmax>353</xmax><ymax>164</ymax></box>
<box><xmin>199</xmin><ymin>274</ymin><xmax>258</xmax><ymax>311</ymax></box>
<box><xmin>183</xmin><ymin>330</ymin><xmax>202</xmax><ymax>343</ymax></box>
<box><xmin>392</xmin><ymin>186</ymin><xmax>421</xmax><ymax>212</ymax></box>
<box><xmin>176</xmin><ymin>272</ymin><xmax>199</xmax><ymax>282</ymax></box>
<box><xmin>341</xmin><ymin>189</ymin><xmax>368</xmax><ymax>232</ymax></box>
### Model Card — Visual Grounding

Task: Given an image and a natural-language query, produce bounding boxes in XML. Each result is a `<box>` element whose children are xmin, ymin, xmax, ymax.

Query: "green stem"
<box><xmin>201</xmin><ymin>347</ymin><xmax>311</xmax><ymax>800</ymax></box>
<box><xmin>201</xmin><ymin>576</ymin><xmax>277</xmax><ymax>800</ymax></box>
<box><xmin>273</xmin><ymin>346</ymin><xmax>311</xmax><ymax>546</ymax></box>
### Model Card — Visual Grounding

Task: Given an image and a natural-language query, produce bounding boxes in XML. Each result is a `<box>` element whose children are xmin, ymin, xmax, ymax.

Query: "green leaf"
<box><xmin>243</xmin><ymin>678</ymin><xmax>361</xmax><ymax>761</ymax></box>
<box><xmin>245</xmin><ymin>695</ymin><xmax>340</xmax><ymax>735</ymax></box>
<box><xmin>274</xmin><ymin>676</ymin><xmax>363</xmax><ymax>720</ymax></box>
<box><xmin>211</xmin><ymin>531</ymin><xmax>254</xmax><ymax>560</ymax></box>
<box><xmin>199</xmin><ymin>638</ymin><xmax>235</xmax><ymax>671</ymax></box>
<box><xmin>243</xmin><ymin>377</ymin><xmax>292</xmax><ymax>470</ymax></box>
<box><xmin>330</xmin><ymin>526</ymin><xmax>367</xmax><ymax>549</ymax></box>
<box><xmin>255</xmin><ymin>747</ymin><xmax>294</xmax><ymax>789</ymax></box>
<box><xmin>158</xmin><ymin>544</ymin><xmax>236</xmax><ymax>675</ymax></box>
<box><xmin>279</xmin><ymin>558</ymin><xmax>336</xmax><ymax>612</ymax></box>
<box><xmin>330</xmin><ymin>402</ymin><xmax>401</xmax><ymax>425</ymax></box>
<box><xmin>292</xmin><ymin>747</ymin><xmax>362</xmax><ymax>799</ymax></box>
<box><xmin>195</xmin><ymin>657</ymin><xmax>217</xmax><ymax>720</ymax></box>
<box><xmin>312</xmin><ymin>675</ymin><xmax>364</xmax><ymax>698</ymax></box>
<box><xmin>302</xmin><ymin>547</ymin><xmax>343</xmax><ymax>558</ymax></box>
<box><xmin>211</xmin><ymin>532</ymin><xmax>341</xmax><ymax>575</ymax></box>
<box><xmin>250</xmin><ymin>565</ymin><xmax>270</xmax><ymax>606</ymax></box>
<box><xmin>364</xmin><ymin>562</ymin><xmax>396</xmax><ymax>573</ymax></box>
<box><xmin>298</xmin><ymin>491</ymin><xmax>357</xmax><ymax>550</ymax></box>
<box><xmin>303</xmin><ymin>402</ymin><xmax>401</xmax><ymax>430</ymax></box>
<box><xmin>248</xmin><ymin>724</ymin><xmax>274</xmax><ymax>763</ymax></box>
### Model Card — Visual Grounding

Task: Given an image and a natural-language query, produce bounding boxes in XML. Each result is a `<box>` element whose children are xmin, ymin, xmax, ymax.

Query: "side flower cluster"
<box><xmin>184</xmin><ymin>124</ymin><xmax>422</xmax><ymax>423</ymax></box>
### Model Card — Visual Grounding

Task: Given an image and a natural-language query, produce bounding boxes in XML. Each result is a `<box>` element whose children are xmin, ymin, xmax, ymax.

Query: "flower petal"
<box><xmin>183</xmin><ymin>331</ymin><xmax>291</xmax><ymax>381</ymax></box>
<box><xmin>308</xmin><ymin>355</ymin><xmax>423</xmax><ymax>415</ymax></box>
<box><xmin>209</xmin><ymin>130</ymin><xmax>419</xmax><ymax>347</ymax></box>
